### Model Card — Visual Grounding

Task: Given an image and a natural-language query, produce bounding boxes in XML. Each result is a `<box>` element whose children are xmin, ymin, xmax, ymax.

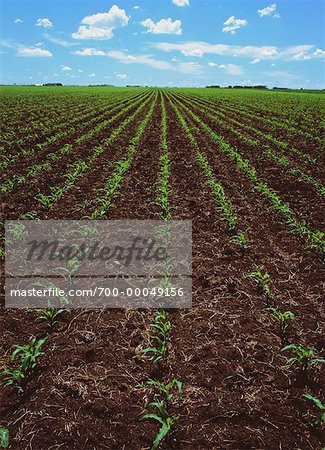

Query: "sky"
<box><xmin>0</xmin><ymin>0</ymin><xmax>324</xmax><ymax>88</ymax></box>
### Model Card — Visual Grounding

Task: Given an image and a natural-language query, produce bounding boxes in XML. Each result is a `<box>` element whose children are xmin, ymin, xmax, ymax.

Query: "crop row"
<box><xmin>169</xmin><ymin>94</ymin><xmax>325</xmax><ymax>257</ymax></box>
<box><xmin>176</xmin><ymin>92</ymin><xmax>320</xmax><ymax>166</ymax></box>
<box><xmin>1</xmin><ymin>91</ymin><xmax>152</xmax><ymax>195</ymax></box>
<box><xmin>189</xmin><ymin>88</ymin><xmax>324</xmax><ymax>137</ymax></box>
<box><xmin>0</xmin><ymin>90</ymin><xmax>150</xmax><ymax>174</ymax></box>
<box><xmin>174</xmin><ymin>93</ymin><xmax>324</xmax><ymax>196</ymax></box>
<box><xmin>182</xmin><ymin>90</ymin><xmax>324</xmax><ymax>148</ymax></box>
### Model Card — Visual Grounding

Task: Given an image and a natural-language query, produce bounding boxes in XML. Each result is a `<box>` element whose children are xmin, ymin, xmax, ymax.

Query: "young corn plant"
<box><xmin>0</xmin><ymin>336</ymin><xmax>47</xmax><ymax>392</ymax></box>
<box><xmin>302</xmin><ymin>394</ymin><xmax>325</xmax><ymax>426</ymax></box>
<box><xmin>281</xmin><ymin>343</ymin><xmax>325</xmax><ymax>371</ymax></box>
<box><xmin>142</xmin><ymin>401</ymin><xmax>178</xmax><ymax>450</ymax></box>
<box><xmin>0</xmin><ymin>428</ymin><xmax>9</xmax><ymax>449</ymax></box>
<box><xmin>139</xmin><ymin>378</ymin><xmax>182</xmax><ymax>402</ymax></box>
<box><xmin>248</xmin><ymin>266</ymin><xmax>273</xmax><ymax>306</ymax></box>
<box><xmin>230</xmin><ymin>231</ymin><xmax>248</xmax><ymax>249</ymax></box>
<box><xmin>30</xmin><ymin>308</ymin><xmax>67</xmax><ymax>329</ymax></box>
<box><xmin>141</xmin><ymin>310</ymin><xmax>172</xmax><ymax>363</ymax></box>
<box><xmin>140</xmin><ymin>379</ymin><xmax>182</xmax><ymax>450</ymax></box>
<box><xmin>265</xmin><ymin>307</ymin><xmax>295</xmax><ymax>339</ymax></box>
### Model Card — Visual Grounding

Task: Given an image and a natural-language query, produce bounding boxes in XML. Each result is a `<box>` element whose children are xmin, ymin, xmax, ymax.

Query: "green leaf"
<box><xmin>141</xmin><ymin>414</ymin><xmax>165</xmax><ymax>426</ymax></box>
<box><xmin>152</xmin><ymin>423</ymin><xmax>170</xmax><ymax>450</ymax></box>
<box><xmin>302</xmin><ymin>394</ymin><xmax>325</xmax><ymax>410</ymax></box>
<box><xmin>0</xmin><ymin>427</ymin><xmax>9</xmax><ymax>449</ymax></box>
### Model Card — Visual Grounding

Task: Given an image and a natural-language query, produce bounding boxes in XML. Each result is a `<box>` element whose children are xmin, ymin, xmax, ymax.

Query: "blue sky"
<box><xmin>1</xmin><ymin>0</ymin><xmax>324</xmax><ymax>87</ymax></box>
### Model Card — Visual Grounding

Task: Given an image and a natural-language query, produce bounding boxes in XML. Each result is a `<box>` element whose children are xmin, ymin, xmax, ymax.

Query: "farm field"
<box><xmin>0</xmin><ymin>85</ymin><xmax>325</xmax><ymax>449</ymax></box>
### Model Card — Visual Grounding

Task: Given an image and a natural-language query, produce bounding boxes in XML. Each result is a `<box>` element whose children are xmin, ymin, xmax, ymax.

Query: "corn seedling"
<box><xmin>141</xmin><ymin>310</ymin><xmax>172</xmax><ymax>363</ymax></box>
<box><xmin>140</xmin><ymin>378</ymin><xmax>182</xmax><ymax>450</ymax></box>
<box><xmin>230</xmin><ymin>232</ymin><xmax>248</xmax><ymax>249</ymax></box>
<box><xmin>139</xmin><ymin>378</ymin><xmax>182</xmax><ymax>402</ymax></box>
<box><xmin>248</xmin><ymin>266</ymin><xmax>273</xmax><ymax>305</ymax></box>
<box><xmin>265</xmin><ymin>307</ymin><xmax>295</xmax><ymax>338</ymax></box>
<box><xmin>142</xmin><ymin>400</ymin><xmax>178</xmax><ymax>450</ymax></box>
<box><xmin>281</xmin><ymin>343</ymin><xmax>325</xmax><ymax>371</ymax></box>
<box><xmin>30</xmin><ymin>308</ymin><xmax>67</xmax><ymax>329</ymax></box>
<box><xmin>302</xmin><ymin>394</ymin><xmax>325</xmax><ymax>426</ymax></box>
<box><xmin>0</xmin><ymin>428</ymin><xmax>9</xmax><ymax>449</ymax></box>
<box><xmin>0</xmin><ymin>336</ymin><xmax>47</xmax><ymax>391</ymax></box>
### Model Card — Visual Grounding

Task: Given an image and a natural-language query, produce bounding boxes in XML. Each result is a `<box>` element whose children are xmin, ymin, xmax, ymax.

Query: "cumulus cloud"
<box><xmin>17</xmin><ymin>47</ymin><xmax>52</xmax><ymax>57</ymax></box>
<box><xmin>14</xmin><ymin>18</ymin><xmax>23</xmax><ymax>24</ymax></box>
<box><xmin>36</xmin><ymin>18</ymin><xmax>53</xmax><ymax>28</ymax></box>
<box><xmin>72</xmin><ymin>5</ymin><xmax>129</xmax><ymax>40</ymax></box>
<box><xmin>219</xmin><ymin>63</ymin><xmax>243</xmax><ymax>75</ymax></box>
<box><xmin>172</xmin><ymin>0</ymin><xmax>189</xmax><ymax>6</ymax></box>
<box><xmin>89</xmin><ymin>73</ymin><xmax>96</xmax><ymax>77</ymax></box>
<box><xmin>250</xmin><ymin>59</ymin><xmax>261</xmax><ymax>64</ymax></box>
<box><xmin>222</xmin><ymin>16</ymin><xmax>247</xmax><ymax>34</ymax></box>
<box><xmin>141</xmin><ymin>18</ymin><xmax>182</xmax><ymax>35</ymax></box>
<box><xmin>62</xmin><ymin>65</ymin><xmax>72</xmax><ymax>71</ymax></box>
<box><xmin>133</xmin><ymin>5</ymin><xmax>141</xmax><ymax>10</ymax></box>
<box><xmin>258</xmin><ymin>4</ymin><xmax>280</xmax><ymax>18</ymax></box>
<box><xmin>208</xmin><ymin>62</ymin><xmax>218</xmax><ymax>67</ymax></box>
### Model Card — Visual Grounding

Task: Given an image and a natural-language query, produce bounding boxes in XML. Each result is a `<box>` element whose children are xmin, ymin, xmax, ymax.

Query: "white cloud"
<box><xmin>74</xmin><ymin>48</ymin><xmax>106</xmax><ymax>56</ymax></box>
<box><xmin>313</xmin><ymin>48</ymin><xmax>325</xmax><ymax>57</ymax></box>
<box><xmin>73</xmin><ymin>47</ymin><xmax>202</xmax><ymax>73</ymax></box>
<box><xmin>250</xmin><ymin>58</ymin><xmax>261</xmax><ymax>64</ymax></box>
<box><xmin>219</xmin><ymin>63</ymin><xmax>243</xmax><ymax>75</ymax></box>
<box><xmin>177</xmin><ymin>61</ymin><xmax>202</xmax><ymax>74</ymax></box>
<box><xmin>72</xmin><ymin>5</ymin><xmax>129</xmax><ymax>40</ymax></box>
<box><xmin>151</xmin><ymin>41</ymin><xmax>325</xmax><ymax>62</ymax></box>
<box><xmin>14</xmin><ymin>18</ymin><xmax>23</xmax><ymax>24</ymax></box>
<box><xmin>78</xmin><ymin>69</ymin><xmax>83</xmax><ymax>72</ymax></box>
<box><xmin>181</xmin><ymin>48</ymin><xmax>203</xmax><ymax>57</ymax></box>
<box><xmin>208</xmin><ymin>62</ymin><xmax>218</xmax><ymax>67</ymax></box>
<box><xmin>172</xmin><ymin>0</ymin><xmax>189</xmax><ymax>6</ymax></box>
<box><xmin>222</xmin><ymin>16</ymin><xmax>247</xmax><ymax>34</ymax></box>
<box><xmin>17</xmin><ymin>47</ymin><xmax>52</xmax><ymax>57</ymax></box>
<box><xmin>89</xmin><ymin>73</ymin><xmax>96</xmax><ymax>77</ymax></box>
<box><xmin>133</xmin><ymin>5</ymin><xmax>141</xmax><ymax>10</ymax></box>
<box><xmin>141</xmin><ymin>18</ymin><xmax>182</xmax><ymax>35</ymax></box>
<box><xmin>62</xmin><ymin>65</ymin><xmax>72</xmax><ymax>71</ymax></box>
<box><xmin>35</xmin><ymin>42</ymin><xmax>43</xmax><ymax>47</ymax></box>
<box><xmin>116</xmin><ymin>73</ymin><xmax>128</xmax><ymax>79</ymax></box>
<box><xmin>43</xmin><ymin>33</ymin><xmax>75</xmax><ymax>47</ymax></box>
<box><xmin>293</xmin><ymin>52</ymin><xmax>311</xmax><ymax>61</ymax></box>
<box><xmin>36</xmin><ymin>18</ymin><xmax>53</xmax><ymax>28</ymax></box>
<box><xmin>106</xmin><ymin>50</ymin><xmax>172</xmax><ymax>69</ymax></box>
<box><xmin>292</xmin><ymin>48</ymin><xmax>325</xmax><ymax>60</ymax></box>
<box><xmin>257</xmin><ymin>4</ymin><xmax>279</xmax><ymax>18</ymax></box>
